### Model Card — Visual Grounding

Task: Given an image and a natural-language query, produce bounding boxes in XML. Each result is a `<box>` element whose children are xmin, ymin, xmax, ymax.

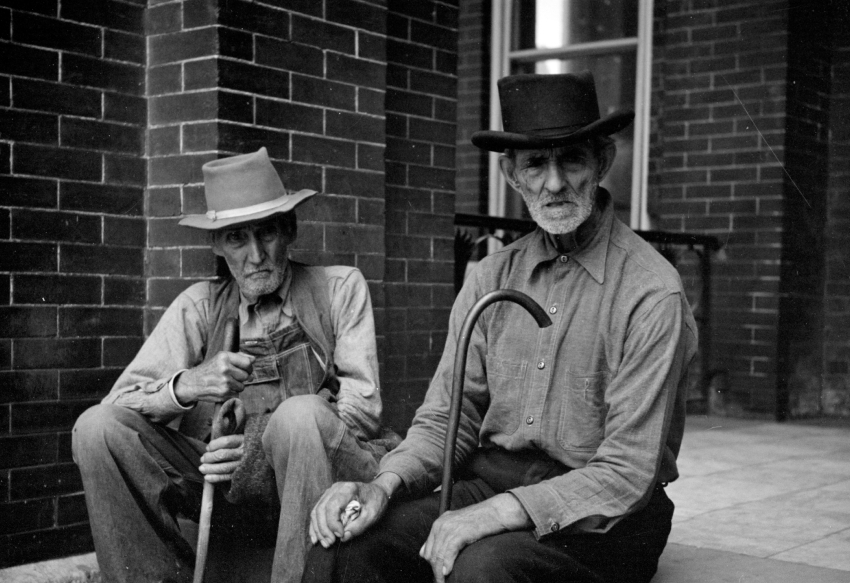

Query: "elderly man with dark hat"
<box><xmin>303</xmin><ymin>71</ymin><xmax>698</xmax><ymax>583</ymax></box>
<box><xmin>72</xmin><ymin>147</ymin><xmax>393</xmax><ymax>583</ymax></box>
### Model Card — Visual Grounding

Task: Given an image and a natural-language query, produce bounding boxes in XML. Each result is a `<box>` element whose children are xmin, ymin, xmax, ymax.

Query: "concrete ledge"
<box><xmin>0</xmin><ymin>553</ymin><xmax>100</xmax><ymax>583</ymax></box>
<box><xmin>6</xmin><ymin>543</ymin><xmax>850</xmax><ymax>583</ymax></box>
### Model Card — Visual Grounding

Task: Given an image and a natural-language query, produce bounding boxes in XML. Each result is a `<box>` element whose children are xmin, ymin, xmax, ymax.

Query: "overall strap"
<box><xmin>289</xmin><ymin>261</ymin><xmax>338</xmax><ymax>393</ymax></box>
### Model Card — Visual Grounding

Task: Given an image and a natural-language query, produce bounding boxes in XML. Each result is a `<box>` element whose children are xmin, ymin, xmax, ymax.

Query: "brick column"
<box><xmin>822</xmin><ymin>5</ymin><xmax>850</xmax><ymax>417</ymax></box>
<box><xmin>776</xmin><ymin>1</ymin><xmax>832</xmax><ymax>419</ymax></box>
<box><xmin>0</xmin><ymin>0</ymin><xmax>146</xmax><ymax>565</ymax></box>
<box><xmin>145</xmin><ymin>0</ymin><xmax>388</xmax><ymax>330</ymax></box>
<box><xmin>456</xmin><ymin>0</ymin><xmax>490</xmax><ymax>215</ymax></box>
<box><xmin>382</xmin><ymin>0</ymin><xmax>458</xmax><ymax>429</ymax></box>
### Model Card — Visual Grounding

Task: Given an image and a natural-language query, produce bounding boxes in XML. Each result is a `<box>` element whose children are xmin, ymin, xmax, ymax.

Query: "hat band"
<box><xmin>205</xmin><ymin>197</ymin><xmax>286</xmax><ymax>222</ymax></box>
<box><xmin>523</xmin><ymin>121</ymin><xmax>588</xmax><ymax>137</ymax></box>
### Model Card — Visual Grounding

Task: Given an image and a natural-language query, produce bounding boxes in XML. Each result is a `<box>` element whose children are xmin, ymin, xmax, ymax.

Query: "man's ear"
<box><xmin>499</xmin><ymin>155</ymin><xmax>521</xmax><ymax>192</ymax></box>
<box><xmin>596</xmin><ymin>142</ymin><xmax>617</xmax><ymax>182</ymax></box>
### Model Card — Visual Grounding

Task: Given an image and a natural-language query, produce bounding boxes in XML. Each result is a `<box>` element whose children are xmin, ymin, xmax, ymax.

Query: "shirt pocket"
<box><xmin>557</xmin><ymin>370</ymin><xmax>608</xmax><ymax>451</ymax></box>
<box><xmin>484</xmin><ymin>356</ymin><xmax>527</xmax><ymax>436</ymax></box>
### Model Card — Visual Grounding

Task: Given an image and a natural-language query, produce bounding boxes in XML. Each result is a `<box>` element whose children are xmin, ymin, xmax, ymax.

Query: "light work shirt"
<box><xmin>103</xmin><ymin>264</ymin><xmax>382</xmax><ymax>441</ymax></box>
<box><xmin>379</xmin><ymin>192</ymin><xmax>698</xmax><ymax>537</ymax></box>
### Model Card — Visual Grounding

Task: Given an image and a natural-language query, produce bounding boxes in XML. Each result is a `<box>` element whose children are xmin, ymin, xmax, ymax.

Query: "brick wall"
<box><xmin>651</xmin><ymin>0</ymin><xmax>790</xmax><ymax>416</ymax></box>
<box><xmin>0</xmin><ymin>0</ymin><xmax>460</xmax><ymax>568</ymax></box>
<box><xmin>0</xmin><ymin>0</ymin><xmax>147</xmax><ymax>566</ymax></box>
<box><xmin>382</xmin><ymin>0</ymin><xmax>458</xmax><ymax>430</ymax></box>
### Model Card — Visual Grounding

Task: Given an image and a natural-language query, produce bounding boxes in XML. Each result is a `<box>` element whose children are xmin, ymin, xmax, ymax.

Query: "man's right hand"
<box><xmin>173</xmin><ymin>351</ymin><xmax>255</xmax><ymax>406</ymax></box>
<box><xmin>309</xmin><ymin>477</ymin><xmax>396</xmax><ymax>548</ymax></box>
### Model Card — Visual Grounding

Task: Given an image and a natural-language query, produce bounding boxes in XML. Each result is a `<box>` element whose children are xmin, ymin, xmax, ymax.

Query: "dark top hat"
<box><xmin>471</xmin><ymin>70</ymin><xmax>635</xmax><ymax>152</ymax></box>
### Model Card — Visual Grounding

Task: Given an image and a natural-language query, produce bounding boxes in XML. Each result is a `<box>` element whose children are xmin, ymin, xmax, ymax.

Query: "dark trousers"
<box><xmin>302</xmin><ymin>450</ymin><xmax>674</xmax><ymax>583</ymax></box>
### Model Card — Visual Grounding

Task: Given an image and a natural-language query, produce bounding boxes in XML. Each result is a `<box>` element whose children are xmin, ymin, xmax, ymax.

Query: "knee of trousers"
<box><xmin>262</xmin><ymin>394</ymin><xmax>340</xmax><ymax>452</ymax></box>
<box><xmin>448</xmin><ymin>537</ymin><xmax>522</xmax><ymax>583</ymax></box>
<box><xmin>72</xmin><ymin>404</ymin><xmax>147</xmax><ymax>468</ymax></box>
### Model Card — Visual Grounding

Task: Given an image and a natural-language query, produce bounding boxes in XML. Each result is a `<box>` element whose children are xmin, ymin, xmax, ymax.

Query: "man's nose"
<box><xmin>246</xmin><ymin>235</ymin><xmax>265</xmax><ymax>263</ymax></box>
<box><xmin>543</xmin><ymin>160</ymin><xmax>566</xmax><ymax>193</ymax></box>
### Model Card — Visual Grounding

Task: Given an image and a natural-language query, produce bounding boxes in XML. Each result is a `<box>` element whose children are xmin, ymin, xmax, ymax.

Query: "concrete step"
<box><xmin>0</xmin><ymin>553</ymin><xmax>100</xmax><ymax>583</ymax></box>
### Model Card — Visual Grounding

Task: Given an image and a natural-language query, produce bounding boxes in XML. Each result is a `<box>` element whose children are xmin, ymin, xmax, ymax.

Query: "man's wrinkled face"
<box><xmin>502</xmin><ymin>142</ymin><xmax>603</xmax><ymax>235</ymax></box>
<box><xmin>212</xmin><ymin>216</ymin><xmax>292</xmax><ymax>302</ymax></box>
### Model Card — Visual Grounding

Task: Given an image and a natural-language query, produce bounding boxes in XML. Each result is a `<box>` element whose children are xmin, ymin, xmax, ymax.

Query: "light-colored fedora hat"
<box><xmin>179</xmin><ymin>147</ymin><xmax>317</xmax><ymax>230</ymax></box>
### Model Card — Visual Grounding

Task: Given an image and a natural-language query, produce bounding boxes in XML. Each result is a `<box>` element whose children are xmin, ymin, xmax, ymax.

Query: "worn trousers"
<box><xmin>72</xmin><ymin>395</ymin><xmax>378</xmax><ymax>583</ymax></box>
<box><xmin>302</xmin><ymin>456</ymin><xmax>674</xmax><ymax>583</ymax></box>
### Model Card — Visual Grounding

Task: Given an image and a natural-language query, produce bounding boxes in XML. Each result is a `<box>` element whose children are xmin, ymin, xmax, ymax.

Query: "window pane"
<box><xmin>512</xmin><ymin>0</ymin><xmax>638</xmax><ymax>50</ymax></box>
<box><xmin>505</xmin><ymin>53</ymin><xmax>636</xmax><ymax>224</ymax></box>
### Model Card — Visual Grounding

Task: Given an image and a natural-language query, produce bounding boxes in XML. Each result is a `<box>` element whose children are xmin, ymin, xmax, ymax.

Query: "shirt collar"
<box><xmin>530</xmin><ymin>188</ymin><xmax>613</xmax><ymax>285</ymax></box>
<box><xmin>237</xmin><ymin>260</ymin><xmax>293</xmax><ymax>324</ymax></box>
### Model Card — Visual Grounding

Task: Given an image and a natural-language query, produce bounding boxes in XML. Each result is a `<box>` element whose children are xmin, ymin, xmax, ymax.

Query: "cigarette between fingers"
<box><xmin>340</xmin><ymin>500</ymin><xmax>361</xmax><ymax>528</ymax></box>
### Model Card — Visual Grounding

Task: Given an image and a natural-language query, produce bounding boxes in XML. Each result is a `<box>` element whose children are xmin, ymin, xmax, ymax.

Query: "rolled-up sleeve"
<box><xmin>103</xmin><ymin>283</ymin><xmax>210</xmax><ymax>425</ymax></box>
<box><xmin>509</xmin><ymin>293</ymin><xmax>696</xmax><ymax>537</ymax></box>
<box><xmin>328</xmin><ymin>268</ymin><xmax>383</xmax><ymax>440</ymax></box>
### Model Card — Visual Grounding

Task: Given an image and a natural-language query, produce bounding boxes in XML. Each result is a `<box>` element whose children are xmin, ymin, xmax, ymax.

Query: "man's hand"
<box><xmin>420</xmin><ymin>493</ymin><xmax>532</xmax><ymax>583</ymax></box>
<box><xmin>309</xmin><ymin>474</ymin><xmax>399</xmax><ymax>549</ymax></box>
<box><xmin>199</xmin><ymin>434</ymin><xmax>244</xmax><ymax>483</ymax></box>
<box><xmin>174</xmin><ymin>351</ymin><xmax>255</xmax><ymax>406</ymax></box>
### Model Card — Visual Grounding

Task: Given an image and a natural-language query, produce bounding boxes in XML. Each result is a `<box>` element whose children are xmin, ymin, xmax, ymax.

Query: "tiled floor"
<box><xmin>661</xmin><ymin>415</ymin><xmax>850</xmax><ymax>579</ymax></box>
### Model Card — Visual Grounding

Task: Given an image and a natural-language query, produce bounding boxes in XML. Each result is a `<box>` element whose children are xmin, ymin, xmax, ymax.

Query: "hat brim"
<box><xmin>178</xmin><ymin>189</ymin><xmax>317</xmax><ymax>230</ymax></box>
<box><xmin>471</xmin><ymin>109</ymin><xmax>635</xmax><ymax>152</ymax></box>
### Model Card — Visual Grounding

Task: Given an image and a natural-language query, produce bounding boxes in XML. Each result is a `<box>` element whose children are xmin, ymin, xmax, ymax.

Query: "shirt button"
<box><xmin>550</xmin><ymin>522</ymin><xmax>560</xmax><ymax>533</ymax></box>
<box><xmin>537</xmin><ymin>361</ymin><xmax>545</xmax><ymax>369</ymax></box>
<box><xmin>549</xmin><ymin>306</ymin><xmax>557</xmax><ymax>314</ymax></box>
<box><xmin>526</xmin><ymin>415</ymin><xmax>534</xmax><ymax>425</ymax></box>
<box><xmin>559</xmin><ymin>255</ymin><xmax>569</xmax><ymax>263</ymax></box>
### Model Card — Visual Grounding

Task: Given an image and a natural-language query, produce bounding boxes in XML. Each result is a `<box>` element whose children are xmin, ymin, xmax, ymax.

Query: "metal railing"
<box><xmin>455</xmin><ymin>213</ymin><xmax>723</xmax><ymax>412</ymax></box>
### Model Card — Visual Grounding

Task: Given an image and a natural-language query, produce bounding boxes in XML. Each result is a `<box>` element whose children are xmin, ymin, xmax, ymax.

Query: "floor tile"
<box><xmin>770</xmin><ymin>528</ymin><xmax>850</xmax><ymax>571</ymax></box>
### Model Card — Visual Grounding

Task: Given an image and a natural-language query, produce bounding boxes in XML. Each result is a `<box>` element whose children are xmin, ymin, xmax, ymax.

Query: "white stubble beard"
<box><xmin>522</xmin><ymin>178</ymin><xmax>598</xmax><ymax>235</ymax></box>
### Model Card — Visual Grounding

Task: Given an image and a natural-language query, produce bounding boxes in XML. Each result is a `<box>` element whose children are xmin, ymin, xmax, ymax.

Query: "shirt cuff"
<box><xmin>168</xmin><ymin>370</ymin><xmax>194</xmax><ymax>411</ymax></box>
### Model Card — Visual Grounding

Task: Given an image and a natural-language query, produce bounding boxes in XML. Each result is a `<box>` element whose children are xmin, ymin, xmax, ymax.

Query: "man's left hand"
<box><xmin>419</xmin><ymin>493</ymin><xmax>532</xmax><ymax>583</ymax></box>
<box><xmin>199</xmin><ymin>434</ymin><xmax>244</xmax><ymax>483</ymax></box>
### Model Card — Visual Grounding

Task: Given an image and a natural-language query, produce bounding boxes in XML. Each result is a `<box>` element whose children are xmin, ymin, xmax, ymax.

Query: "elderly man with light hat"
<box><xmin>73</xmin><ymin>147</ymin><xmax>392</xmax><ymax>583</ymax></box>
<box><xmin>303</xmin><ymin>71</ymin><xmax>697</xmax><ymax>583</ymax></box>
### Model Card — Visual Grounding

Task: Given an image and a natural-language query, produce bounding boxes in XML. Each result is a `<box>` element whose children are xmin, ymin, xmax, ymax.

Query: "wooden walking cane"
<box><xmin>193</xmin><ymin>317</ymin><xmax>245</xmax><ymax>583</ymax></box>
<box><xmin>439</xmin><ymin>290</ymin><xmax>552</xmax><ymax>516</ymax></box>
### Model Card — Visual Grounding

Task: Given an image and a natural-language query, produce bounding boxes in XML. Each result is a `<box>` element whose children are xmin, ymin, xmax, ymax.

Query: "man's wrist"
<box><xmin>170</xmin><ymin>371</ymin><xmax>195</xmax><ymax>410</ymax></box>
<box><xmin>372</xmin><ymin>471</ymin><xmax>402</xmax><ymax>500</ymax></box>
<box><xmin>493</xmin><ymin>493</ymin><xmax>533</xmax><ymax>530</ymax></box>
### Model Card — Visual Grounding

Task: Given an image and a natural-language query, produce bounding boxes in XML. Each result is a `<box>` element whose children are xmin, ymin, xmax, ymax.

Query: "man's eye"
<box><xmin>559</xmin><ymin>154</ymin><xmax>586</xmax><ymax>165</ymax></box>
<box><xmin>225</xmin><ymin>232</ymin><xmax>245</xmax><ymax>245</ymax></box>
<box><xmin>259</xmin><ymin>228</ymin><xmax>279</xmax><ymax>241</ymax></box>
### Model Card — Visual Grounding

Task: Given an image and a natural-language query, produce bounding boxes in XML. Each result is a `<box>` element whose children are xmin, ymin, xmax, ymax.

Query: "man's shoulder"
<box><xmin>319</xmin><ymin>264</ymin><xmax>361</xmax><ymax>279</ymax></box>
<box><xmin>480</xmin><ymin>230</ymin><xmax>537</xmax><ymax>265</ymax></box>
<box><xmin>294</xmin><ymin>263</ymin><xmax>366</xmax><ymax>294</ymax></box>
<box><xmin>174</xmin><ymin>280</ymin><xmax>216</xmax><ymax>305</ymax></box>
<box><xmin>608</xmin><ymin>220</ymin><xmax>684</xmax><ymax>294</ymax></box>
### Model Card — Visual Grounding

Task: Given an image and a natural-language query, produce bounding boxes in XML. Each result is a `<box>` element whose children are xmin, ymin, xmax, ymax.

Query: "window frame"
<box><xmin>488</xmin><ymin>0</ymin><xmax>654</xmax><ymax>229</ymax></box>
